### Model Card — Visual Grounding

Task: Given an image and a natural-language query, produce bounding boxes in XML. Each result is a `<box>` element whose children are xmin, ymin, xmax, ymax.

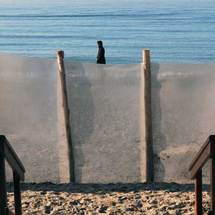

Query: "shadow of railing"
<box><xmin>189</xmin><ymin>135</ymin><xmax>215</xmax><ymax>215</ymax></box>
<box><xmin>0</xmin><ymin>135</ymin><xmax>25</xmax><ymax>215</ymax></box>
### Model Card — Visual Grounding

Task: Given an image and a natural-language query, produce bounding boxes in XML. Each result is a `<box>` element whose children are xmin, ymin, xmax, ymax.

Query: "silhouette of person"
<box><xmin>96</xmin><ymin>40</ymin><xmax>106</xmax><ymax>64</ymax></box>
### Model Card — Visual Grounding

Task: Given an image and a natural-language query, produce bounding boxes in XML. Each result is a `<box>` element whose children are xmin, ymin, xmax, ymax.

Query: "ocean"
<box><xmin>0</xmin><ymin>1</ymin><xmax>215</xmax><ymax>64</ymax></box>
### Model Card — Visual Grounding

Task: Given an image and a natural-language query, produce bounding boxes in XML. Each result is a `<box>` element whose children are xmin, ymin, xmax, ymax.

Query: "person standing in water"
<box><xmin>96</xmin><ymin>40</ymin><xmax>106</xmax><ymax>64</ymax></box>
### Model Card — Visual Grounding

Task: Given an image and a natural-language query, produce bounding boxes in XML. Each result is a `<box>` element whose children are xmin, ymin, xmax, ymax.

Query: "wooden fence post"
<box><xmin>0</xmin><ymin>142</ymin><xmax>7</xmax><ymax>215</ymax></box>
<box><xmin>13</xmin><ymin>171</ymin><xmax>22</xmax><ymax>215</ymax></box>
<box><xmin>195</xmin><ymin>170</ymin><xmax>202</xmax><ymax>215</ymax></box>
<box><xmin>143</xmin><ymin>49</ymin><xmax>154</xmax><ymax>182</ymax></box>
<box><xmin>211</xmin><ymin>157</ymin><xmax>215</xmax><ymax>212</ymax></box>
<box><xmin>57</xmin><ymin>50</ymin><xmax>75</xmax><ymax>182</ymax></box>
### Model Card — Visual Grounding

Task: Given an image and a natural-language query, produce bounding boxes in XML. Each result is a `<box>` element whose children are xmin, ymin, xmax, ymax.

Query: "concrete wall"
<box><xmin>1</xmin><ymin>54</ymin><xmax>215</xmax><ymax>184</ymax></box>
<box><xmin>151</xmin><ymin>63</ymin><xmax>215</xmax><ymax>182</ymax></box>
<box><xmin>0</xmin><ymin>54</ymin><xmax>69</xmax><ymax>183</ymax></box>
<box><xmin>65</xmin><ymin>62</ymin><xmax>146</xmax><ymax>183</ymax></box>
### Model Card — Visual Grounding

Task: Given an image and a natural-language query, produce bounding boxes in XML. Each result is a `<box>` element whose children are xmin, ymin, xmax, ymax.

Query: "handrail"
<box><xmin>0</xmin><ymin>135</ymin><xmax>25</xmax><ymax>215</ymax></box>
<box><xmin>0</xmin><ymin>136</ymin><xmax>25</xmax><ymax>181</ymax></box>
<box><xmin>189</xmin><ymin>135</ymin><xmax>215</xmax><ymax>215</ymax></box>
<box><xmin>189</xmin><ymin>135</ymin><xmax>215</xmax><ymax>179</ymax></box>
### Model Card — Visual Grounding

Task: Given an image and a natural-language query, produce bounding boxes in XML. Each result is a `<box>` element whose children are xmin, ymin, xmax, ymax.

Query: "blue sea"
<box><xmin>0</xmin><ymin>1</ymin><xmax>215</xmax><ymax>64</ymax></box>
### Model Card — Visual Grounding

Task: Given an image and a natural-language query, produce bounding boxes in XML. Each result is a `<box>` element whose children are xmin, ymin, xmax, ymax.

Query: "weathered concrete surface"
<box><xmin>65</xmin><ymin>62</ymin><xmax>145</xmax><ymax>183</ymax></box>
<box><xmin>2</xmin><ymin>55</ymin><xmax>214</xmax><ymax>184</ymax></box>
<box><xmin>0</xmin><ymin>54</ymin><xmax>69</xmax><ymax>183</ymax></box>
<box><xmin>151</xmin><ymin>63</ymin><xmax>215</xmax><ymax>182</ymax></box>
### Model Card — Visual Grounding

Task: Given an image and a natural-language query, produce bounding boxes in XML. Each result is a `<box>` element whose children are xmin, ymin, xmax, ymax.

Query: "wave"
<box><xmin>0</xmin><ymin>11</ymin><xmax>189</xmax><ymax>19</ymax></box>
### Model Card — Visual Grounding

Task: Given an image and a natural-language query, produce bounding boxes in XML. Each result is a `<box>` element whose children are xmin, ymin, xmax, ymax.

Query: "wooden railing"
<box><xmin>189</xmin><ymin>135</ymin><xmax>215</xmax><ymax>215</ymax></box>
<box><xmin>0</xmin><ymin>135</ymin><xmax>25</xmax><ymax>215</ymax></box>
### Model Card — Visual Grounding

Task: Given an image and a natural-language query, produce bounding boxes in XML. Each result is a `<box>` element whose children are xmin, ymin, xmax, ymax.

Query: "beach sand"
<box><xmin>7</xmin><ymin>183</ymin><xmax>211</xmax><ymax>214</ymax></box>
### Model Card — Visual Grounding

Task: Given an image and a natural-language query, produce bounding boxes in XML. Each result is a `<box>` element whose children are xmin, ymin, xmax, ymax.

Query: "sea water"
<box><xmin>0</xmin><ymin>0</ymin><xmax>215</xmax><ymax>64</ymax></box>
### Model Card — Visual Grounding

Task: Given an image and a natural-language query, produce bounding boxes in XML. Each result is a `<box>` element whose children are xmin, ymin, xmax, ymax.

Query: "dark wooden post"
<box><xmin>0</xmin><ymin>142</ymin><xmax>7</xmax><ymax>215</ymax></box>
<box><xmin>13</xmin><ymin>171</ymin><xmax>22</xmax><ymax>215</ymax></box>
<box><xmin>195</xmin><ymin>170</ymin><xmax>202</xmax><ymax>215</ymax></box>
<box><xmin>143</xmin><ymin>49</ymin><xmax>154</xmax><ymax>182</ymax></box>
<box><xmin>57</xmin><ymin>50</ymin><xmax>75</xmax><ymax>182</ymax></box>
<box><xmin>210</xmin><ymin>157</ymin><xmax>215</xmax><ymax>213</ymax></box>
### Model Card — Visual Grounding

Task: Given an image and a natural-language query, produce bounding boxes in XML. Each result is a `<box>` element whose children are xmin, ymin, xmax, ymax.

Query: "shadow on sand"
<box><xmin>7</xmin><ymin>182</ymin><xmax>209</xmax><ymax>194</ymax></box>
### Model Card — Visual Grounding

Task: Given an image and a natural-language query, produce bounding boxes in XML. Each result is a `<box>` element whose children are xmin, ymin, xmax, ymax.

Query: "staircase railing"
<box><xmin>189</xmin><ymin>135</ymin><xmax>215</xmax><ymax>215</ymax></box>
<box><xmin>0</xmin><ymin>135</ymin><xmax>25</xmax><ymax>215</ymax></box>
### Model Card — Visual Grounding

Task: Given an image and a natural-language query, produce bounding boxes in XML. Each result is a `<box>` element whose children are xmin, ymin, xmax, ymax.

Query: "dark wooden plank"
<box><xmin>4</xmin><ymin>146</ymin><xmax>25</xmax><ymax>181</ymax></box>
<box><xmin>189</xmin><ymin>135</ymin><xmax>215</xmax><ymax>179</ymax></box>
<box><xmin>189</xmin><ymin>136</ymin><xmax>215</xmax><ymax>171</ymax></box>
<box><xmin>13</xmin><ymin>171</ymin><xmax>22</xmax><ymax>215</ymax></box>
<box><xmin>210</xmin><ymin>157</ymin><xmax>215</xmax><ymax>212</ymax></box>
<box><xmin>0</xmin><ymin>135</ymin><xmax>25</xmax><ymax>181</ymax></box>
<box><xmin>189</xmin><ymin>136</ymin><xmax>215</xmax><ymax>214</ymax></box>
<box><xmin>195</xmin><ymin>170</ymin><xmax>203</xmax><ymax>215</ymax></box>
<box><xmin>4</xmin><ymin>137</ymin><xmax>25</xmax><ymax>172</ymax></box>
<box><xmin>190</xmin><ymin>142</ymin><xmax>211</xmax><ymax>179</ymax></box>
<box><xmin>0</xmin><ymin>141</ymin><xmax>8</xmax><ymax>215</ymax></box>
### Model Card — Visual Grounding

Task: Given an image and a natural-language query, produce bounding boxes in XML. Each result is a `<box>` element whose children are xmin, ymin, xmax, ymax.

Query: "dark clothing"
<box><xmin>97</xmin><ymin>46</ymin><xmax>106</xmax><ymax>64</ymax></box>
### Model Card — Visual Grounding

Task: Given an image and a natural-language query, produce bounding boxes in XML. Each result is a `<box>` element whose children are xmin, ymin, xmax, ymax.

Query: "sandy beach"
<box><xmin>7</xmin><ymin>183</ymin><xmax>211</xmax><ymax>214</ymax></box>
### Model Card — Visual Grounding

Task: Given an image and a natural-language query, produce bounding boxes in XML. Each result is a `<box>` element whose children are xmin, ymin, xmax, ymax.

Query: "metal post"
<box><xmin>195</xmin><ymin>170</ymin><xmax>202</xmax><ymax>215</ymax></box>
<box><xmin>13</xmin><ymin>171</ymin><xmax>22</xmax><ymax>215</ymax></box>
<box><xmin>0</xmin><ymin>142</ymin><xmax>7</xmax><ymax>215</ymax></box>
<box><xmin>142</xmin><ymin>49</ymin><xmax>154</xmax><ymax>182</ymax></box>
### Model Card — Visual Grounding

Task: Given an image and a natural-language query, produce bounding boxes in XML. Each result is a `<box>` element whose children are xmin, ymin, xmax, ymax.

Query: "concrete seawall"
<box><xmin>64</xmin><ymin>62</ymin><xmax>146</xmax><ymax>183</ymax></box>
<box><xmin>151</xmin><ymin>63</ymin><xmax>215</xmax><ymax>182</ymax></box>
<box><xmin>0</xmin><ymin>54</ymin><xmax>69</xmax><ymax>183</ymax></box>
<box><xmin>1</xmin><ymin>54</ymin><xmax>215</xmax><ymax>183</ymax></box>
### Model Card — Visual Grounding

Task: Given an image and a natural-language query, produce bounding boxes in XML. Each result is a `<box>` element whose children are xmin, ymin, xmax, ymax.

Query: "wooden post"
<box><xmin>143</xmin><ymin>49</ymin><xmax>154</xmax><ymax>182</ymax></box>
<box><xmin>13</xmin><ymin>171</ymin><xmax>22</xmax><ymax>215</ymax></box>
<box><xmin>57</xmin><ymin>50</ymin><xmax>75</xmax><ymax>182</ymax></box>
<box><xmin>195</xmin><ymin>170</ymin><xmax>202</xmax><ymax>215</ymax></box>
<box><xmin>210</xmin><ymin>157</ymin><xmax>215</xmax><ymax>212</ymax></box>
<box><xmin>0</xmin><ymin>142</ymin><xmax>7</xmax><ymax>215</ymax></box>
